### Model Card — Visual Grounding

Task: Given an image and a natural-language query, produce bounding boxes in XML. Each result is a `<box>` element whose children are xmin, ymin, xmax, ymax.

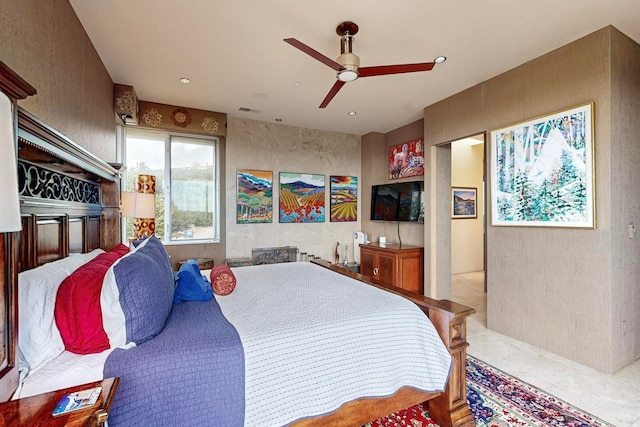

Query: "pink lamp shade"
<box><xmin>0</xmin><ymin>92</ymin><xmax>21</xmax><ymax>232</ymax></box>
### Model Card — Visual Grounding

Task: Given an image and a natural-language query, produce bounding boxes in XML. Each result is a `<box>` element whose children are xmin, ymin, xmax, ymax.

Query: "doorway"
<box><xmin>450</xmin><ymin>134</ymin><xmax>487</xmax><ymax>324</ymax></box>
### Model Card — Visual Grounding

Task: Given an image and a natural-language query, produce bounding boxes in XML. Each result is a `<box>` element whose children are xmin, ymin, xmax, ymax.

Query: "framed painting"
<box><xmin>490</xmin><ymin>102</ymin><xmax>595</xmax><ymax>228</ymax></box>
<box><xmin>389</xmin><ymin>137</ymin><xmax>424</xmax><ymax>179</ymax></box>
<box><xmin>279</xmin><ymin>172</ymin><xmax>325</xmax><ymax>223</ymax></box>
<box><xmin>236</xmin><ymin>169</ymin><xmax>273</xmax><ymax>223</ymax></box>
<box><xmin>330</xmin><ymin>175</ymin><xmax>358</xmax><ymax>222</ymax></box>
<box><xmin>452</xmin><ymin>187</ymin><xmax>477</xmax><ymax>219</ymax></box>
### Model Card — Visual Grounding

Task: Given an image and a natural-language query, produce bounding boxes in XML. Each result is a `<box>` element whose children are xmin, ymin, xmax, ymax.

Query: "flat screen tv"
<box><xmin>370</xmin><ymin>181</ymin><xmax>424</xmax><ymax>222</ymax></box>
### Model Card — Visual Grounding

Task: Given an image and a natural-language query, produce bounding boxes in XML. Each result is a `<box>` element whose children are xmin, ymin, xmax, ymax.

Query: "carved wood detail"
<box><xmin>0</xmin><ymin>61</ymin><xmax>35</xmax><ymax>403</ymax></box>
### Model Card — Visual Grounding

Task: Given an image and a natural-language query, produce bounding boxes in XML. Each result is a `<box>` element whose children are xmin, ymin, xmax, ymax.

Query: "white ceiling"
<box><xmin>69</xmin><ymin>0</ymin><xmax>640</xmax><ymax>136</ymax></box>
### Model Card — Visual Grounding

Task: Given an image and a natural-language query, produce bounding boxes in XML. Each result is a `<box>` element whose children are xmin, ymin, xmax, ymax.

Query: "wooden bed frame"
<box><xmin>0</xmin><ymin>65</ymin><xmax>475</xmax><ymax>427</ymax></box>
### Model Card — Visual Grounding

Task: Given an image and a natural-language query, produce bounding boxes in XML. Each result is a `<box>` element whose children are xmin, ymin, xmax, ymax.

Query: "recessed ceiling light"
<box><xmin>179</xmin><ymin>77</ymin><xmax>191</xmax><ymax>84</ymax></box>
<box><xmin>348</xmin><ymin>111</ymin><xmax>357</xmax><ymax>116</ymax></box>
<box><xmin>434</xmin><ymin>56</ymin><xmax>447</xmax><ymax>64</ymax></box>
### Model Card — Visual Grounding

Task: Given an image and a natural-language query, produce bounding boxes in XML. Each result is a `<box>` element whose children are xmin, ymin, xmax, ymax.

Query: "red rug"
<box><xmin>365</xmin><ymin>356</ymin><xmax>614</xmax><ymax>427</ymax></box>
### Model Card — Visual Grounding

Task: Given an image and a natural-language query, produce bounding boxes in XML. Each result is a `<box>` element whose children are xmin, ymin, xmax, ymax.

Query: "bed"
<box><xmin>1</xmin><ymin>93</ymin><xmax>475</xmax><ymax>426</ymax></box>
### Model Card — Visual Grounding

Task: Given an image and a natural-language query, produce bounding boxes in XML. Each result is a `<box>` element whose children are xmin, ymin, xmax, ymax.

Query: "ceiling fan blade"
<box><xmin>358</xmin><ymin>62</ymin><xmax>436</xmax><ymax>77</ymax></box>
<box><xmin>284</xmin><ymin>38</ymin><xmax>344</xmax><ymax>71</ymax></box>
<box><xmin>319</xmin><ymin>80</ymin><xmax>346</xmax><ymax>108</ymax></box>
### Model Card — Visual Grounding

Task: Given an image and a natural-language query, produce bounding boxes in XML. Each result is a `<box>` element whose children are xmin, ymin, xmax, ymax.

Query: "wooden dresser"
<box><xmin>359</xmin><ymin>243</ymin><xmax>424</xmax><ymax>293</ymax></box>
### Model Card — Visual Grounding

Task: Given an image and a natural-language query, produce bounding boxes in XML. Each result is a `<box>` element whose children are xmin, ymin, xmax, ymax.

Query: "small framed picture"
<box><xmin>452</xmin><ymin>187</ymin><xmax>477</xmax><ymax>219</ymax></box>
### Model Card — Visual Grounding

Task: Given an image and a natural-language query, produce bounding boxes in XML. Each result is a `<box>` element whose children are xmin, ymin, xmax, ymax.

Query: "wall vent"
<box><xmin>238</xmin><ymin>107</ymin><xmax>261</xmax><ymax>113</ymax></box>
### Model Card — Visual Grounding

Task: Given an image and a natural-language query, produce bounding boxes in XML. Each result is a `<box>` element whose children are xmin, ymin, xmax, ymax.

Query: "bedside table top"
<box><xmin>0</xmin><ymin>377</ymin><xmax>119</xmax><ymax>427</ymax></box>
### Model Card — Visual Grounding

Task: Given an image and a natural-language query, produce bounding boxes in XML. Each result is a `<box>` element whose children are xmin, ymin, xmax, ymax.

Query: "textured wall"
<box><xmin>361</xmin><ymin>120</ymin><xmax>426</xmax><ymax>249</ymax></box>
<box><xmin>422</xmin><ymin>27</ymin><xmax>639</xmax><ymax>373</ymax></box>
<box><xmin>225</xmin><ymin>117</ymin><xmax>361</xmax><ymax>262</ymax></box>
<box><xmin>0</xmin><ymin>0</ymin><xmax>115</xmax><ymax>162</ymax></box>
<box><xmin>610</xmin><ymin>29</ymin><xmax>640</xmax><ymax>370</ymax></box>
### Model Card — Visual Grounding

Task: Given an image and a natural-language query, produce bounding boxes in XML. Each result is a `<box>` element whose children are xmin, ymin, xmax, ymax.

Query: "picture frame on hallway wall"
<box><xmin>452</xmin><ymin>187</ymin><xmax>477</xmax><ymax>219</ymax></box>
<box><xmin>389</xmin><ymin>137</ymin><xmax>424</xmax><ymax>179</ymax></box>
<box><xmin>279</xmin><ymin>172</ymin><xmax>325</xmax><ymax>223</ymax></box>
<box><xmin>490</xmin><ymin>102</ymin><xmax>595</xmax><ymax>228</ymax></box>
<box><xmin>330</xmin><ymin>175</ymin><xmax>358</xmax><ymax>222</ymax></box>
<box><xmin>236</xmin><ymin>169</ymin><xmax>273</xmax><ymax>224</ymax></box>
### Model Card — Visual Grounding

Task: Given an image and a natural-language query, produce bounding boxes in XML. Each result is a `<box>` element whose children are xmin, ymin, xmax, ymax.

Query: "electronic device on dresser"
<box><xmin>370</xmin><ymin>181</ymin><xmax>424</xmax><ymax>222</ymax></box>
<box><xmin>353</xmin><ymin>231</ymin><xmax>367</xmax><ymax>264</ymax></box>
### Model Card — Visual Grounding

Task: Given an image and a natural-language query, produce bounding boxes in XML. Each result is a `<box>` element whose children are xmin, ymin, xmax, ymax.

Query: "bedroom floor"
<box><xmin>452</xmin><ymin>271</ymin><xmax>640</xmax><ymax>427</ymax></box>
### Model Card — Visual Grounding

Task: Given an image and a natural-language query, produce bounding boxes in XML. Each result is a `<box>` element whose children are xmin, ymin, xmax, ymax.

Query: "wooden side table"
<box><xmin>0</xmin><ymin>377</ymin><xmax>119</xmax><ymax>427</ymax></box>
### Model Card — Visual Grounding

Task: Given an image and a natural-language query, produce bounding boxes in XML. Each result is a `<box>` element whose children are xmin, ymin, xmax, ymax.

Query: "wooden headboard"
<box><xmin>0</xmin><ymin>61</ymin><xmax>121</xmax><ymax>402</ymax></box>
<box><xmin>16</xmin><ymin>108</ymin><xmax>121</xmax><ymax>272</ymax></box>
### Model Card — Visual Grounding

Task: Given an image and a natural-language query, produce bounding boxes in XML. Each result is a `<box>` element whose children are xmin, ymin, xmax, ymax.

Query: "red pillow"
<box><xmin>54</xmin><ymin>244</ymin><xmax>129</xmax><ymax>354</ymax></box>
<box><xmin>209</xmin><ymin>265</ymin><xmax>236</xmax><ymax>296</ymax></box>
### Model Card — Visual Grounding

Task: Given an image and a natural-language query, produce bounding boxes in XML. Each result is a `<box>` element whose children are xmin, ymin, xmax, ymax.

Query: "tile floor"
<box><xmin>452</xmin><ymin>271</ymin><xmax>640</xmax><ymax>427</ymax></box>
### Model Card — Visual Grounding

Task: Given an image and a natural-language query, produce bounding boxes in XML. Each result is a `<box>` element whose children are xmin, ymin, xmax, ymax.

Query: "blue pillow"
<box><xmin>103</xmin><ymin>236</ymin><xmax>175</xmax><ymax>346</ymax></box>
<box><xmin>173</xmin><ymin>259</ymin><xmax>213</xmax><ymax>304</ymax></box>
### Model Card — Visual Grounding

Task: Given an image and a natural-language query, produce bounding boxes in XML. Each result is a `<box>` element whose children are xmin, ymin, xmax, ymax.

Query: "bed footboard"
<box><xmin>311</xmin><ymin>260</ymin><xmax>475</xmax><ymax>427</ymax></box>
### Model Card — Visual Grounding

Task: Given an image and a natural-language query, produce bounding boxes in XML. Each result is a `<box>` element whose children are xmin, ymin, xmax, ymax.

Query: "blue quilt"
<box><xmin>104</xmin><ymin>297</ymin><xmax>245</xmax><ymax>426</ymax></box>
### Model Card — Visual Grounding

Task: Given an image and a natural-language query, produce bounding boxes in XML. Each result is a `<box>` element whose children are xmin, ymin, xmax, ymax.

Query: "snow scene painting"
<box><xmin>490</xmin><ymin>103</ymin><xmax>594</xmax><ymax>228</ymax></box>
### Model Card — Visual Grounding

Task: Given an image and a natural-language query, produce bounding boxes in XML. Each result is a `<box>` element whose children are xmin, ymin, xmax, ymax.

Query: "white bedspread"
<box><xmin>16</xmin><ymin>262</ymin><xmax>452</xmax><ymax>426</ymax></box>
<box><xmin>218</xmin><ymin>262</ymin><xmax>452</xmax><ymax>426</ymax></box>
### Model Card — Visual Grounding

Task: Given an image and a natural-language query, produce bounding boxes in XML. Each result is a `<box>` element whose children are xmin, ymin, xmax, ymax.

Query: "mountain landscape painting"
<box><xmin>279</xmin><ymin>172</ymin><xmax>325</xmax><ymax>223</ymax></box>
<box><xmin>490</xmin><ymin>103</ymin><xmax>594</xmax><ymax>227</ymax></box>
<box><xmin>330</xmin><ymin>175</ymin><xmax>357</xmax><ymax>222</ymax></box>
<box><xmin>237</xmin><ymin>169</ymin><xmax>273</xmax><ymax>223</ymax></box>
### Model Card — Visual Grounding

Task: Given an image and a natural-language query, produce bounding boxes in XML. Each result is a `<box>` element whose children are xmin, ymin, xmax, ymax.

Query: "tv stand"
<box><xmin>359</xmin><ymin>243</ymin><xmax>423</xmax><ymax>294</ymax></box>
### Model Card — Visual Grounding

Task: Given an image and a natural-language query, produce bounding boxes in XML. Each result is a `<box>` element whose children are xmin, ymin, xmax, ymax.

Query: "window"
<box><xmin>122</xmin><ymin>129</ymin><xmax>219</xmax><ymax>244</ymax></box>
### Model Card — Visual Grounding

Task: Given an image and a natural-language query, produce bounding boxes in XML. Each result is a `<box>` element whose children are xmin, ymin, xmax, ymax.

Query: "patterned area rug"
<box><xmin>366</xmin><ymin>356</ymin><xmax>614</xmax><ymax>427</ymax></box>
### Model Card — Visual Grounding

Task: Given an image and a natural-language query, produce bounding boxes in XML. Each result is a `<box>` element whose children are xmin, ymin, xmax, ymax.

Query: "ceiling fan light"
<box><xmin>338</xmin><ymin>69</ymin><xmax>358</xmax><ymax>82</ymax></box>
<box><xmin>434</xmin><ymin>56</ymin><xmax>447</xmax><ymax>64</ymax></box>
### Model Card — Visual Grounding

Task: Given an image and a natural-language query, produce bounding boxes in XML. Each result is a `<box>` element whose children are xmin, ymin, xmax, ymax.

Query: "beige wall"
<box><xmin>361</xmin><ymin>120</ymin><xmax>425</xmax><ymax>249</ymax></box>
<box><xmin>225</xmin><ymin>117</ymin><xmax>361</xmax><ymax>263</ymax></box>
<box><xmin>422</xmin><ymin>26</ymin><xmax>639</xmax><ymax>373</ymax></box>
<box><xmin>0</xmin><ymin>0</ymin><xmax>115</xmax><ymax>162</ymax></box>
<box><xmin>451</xmin><ymin>138</ymin><xmax>484</xmax><ymax>274</ymax></box>
<box><xmin>610</xmin><ymin>29</ymin><xmax>640</xmax><ymax>371</ymax></box>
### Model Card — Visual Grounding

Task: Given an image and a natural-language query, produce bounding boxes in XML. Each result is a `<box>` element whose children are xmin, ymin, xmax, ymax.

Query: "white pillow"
<box><xmin>18</xmin><ymin>249</ymin><xmax>104</xmax><ymax>371</ymax></box>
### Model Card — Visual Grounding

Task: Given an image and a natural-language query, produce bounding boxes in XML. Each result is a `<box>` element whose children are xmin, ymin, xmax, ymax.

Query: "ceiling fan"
<box><xmin>284</xmin><ymin>21</ymin><xmax>444</xmax><ymax>108</ymax></box>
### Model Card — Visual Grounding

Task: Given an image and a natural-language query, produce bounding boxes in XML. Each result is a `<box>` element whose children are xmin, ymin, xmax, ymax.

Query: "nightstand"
<box><xmin>0</xmin><ymin>377</ymin><xmax>119</xmax><ymax>427</ymax></box>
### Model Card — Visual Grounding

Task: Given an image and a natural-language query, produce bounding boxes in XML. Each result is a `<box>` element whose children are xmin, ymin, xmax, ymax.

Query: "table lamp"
<box><xmin>121</xmin><ymin>191</ymin><xmax>156</xmax><ymax>240</ymax></box>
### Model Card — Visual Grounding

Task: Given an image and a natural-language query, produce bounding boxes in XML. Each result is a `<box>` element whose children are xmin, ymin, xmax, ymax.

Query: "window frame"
<box><xmin>118</xmin><ymin>126</ymin><xmax>221</xmax><ymax>245</ymax></box>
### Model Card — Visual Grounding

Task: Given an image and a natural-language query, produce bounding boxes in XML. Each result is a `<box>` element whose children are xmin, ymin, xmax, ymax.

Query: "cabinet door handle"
<box><xmin>373</xmin><ymin>267</ymin><xmax>379</xmax><ymax>276</ymax></box>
